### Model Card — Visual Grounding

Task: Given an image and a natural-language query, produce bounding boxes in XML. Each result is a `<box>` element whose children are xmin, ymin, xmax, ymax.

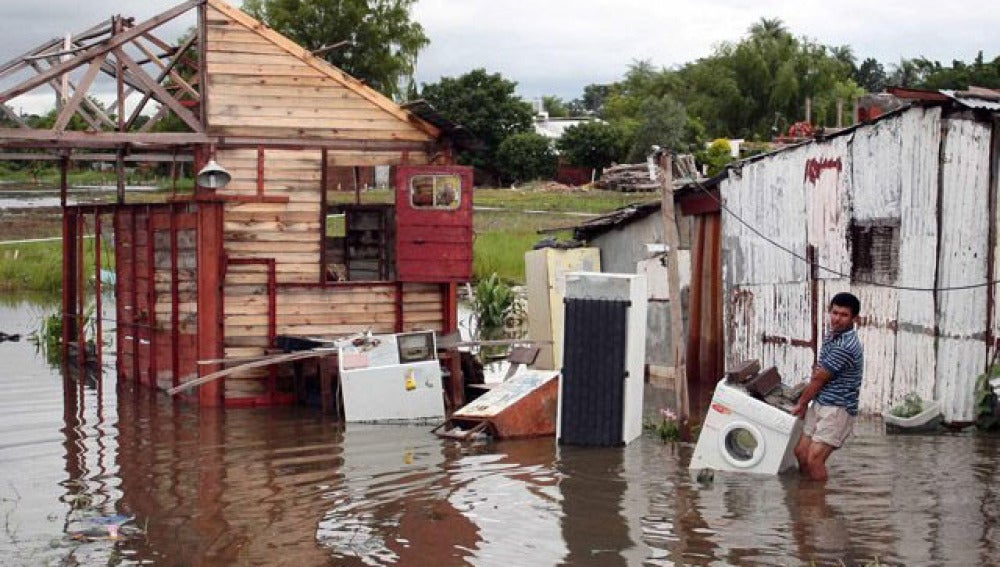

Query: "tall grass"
<box><xmin>0</xmin><ymin>238</ymin><xmax>107</xmax><ymax>293</ymax></box>
<box><xmin>473</xmin><ymin>209</ymin><xmax>575</xmax><ymax>283</ymax></box>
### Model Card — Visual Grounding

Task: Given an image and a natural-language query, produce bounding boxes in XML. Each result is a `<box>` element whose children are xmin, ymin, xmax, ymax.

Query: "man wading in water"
<box><xmin>791</xmin><ymin>292</ymin><xmax>864</xmax><ymax>481</ymax></box>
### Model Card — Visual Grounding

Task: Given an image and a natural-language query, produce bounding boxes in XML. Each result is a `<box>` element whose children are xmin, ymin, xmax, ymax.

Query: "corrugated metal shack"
<box><xmin>570</xmin><ymin>180</ymin><xmax>724</xmax><ymax>412</ymax></box>
<box><xmin>718</xmin><ymin>90</ymin><xmax>999</xmax><ymax>423</ymax></box>
<box><xmin>571</xmin><ymin>88</ymin><xmax>1000</xmax><ymax>423</ymax></box>
<box><xmin>0</xmin><ymin>0</ymin><xmax>473</xmax><ymax>410</ymax></box>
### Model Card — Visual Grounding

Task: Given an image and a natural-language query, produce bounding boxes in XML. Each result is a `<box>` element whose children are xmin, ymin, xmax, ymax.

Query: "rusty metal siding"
<box><xmin>721</xmin><ymin>106</ymin><xmax>993</xmax><ymax>421</ymax></box>
<box><xmin>889</xmin><ymin>107</ymin><xmax>943</xmax><ymax>412</ymax></box>
<box><xmin>722</xmin><ymin>150</ymin><xmax>808</xmax><ymax>286</ymax></box>
<box><xmin>804</xmin><ymin>137</ymin><xmax>852</xmax><ymax>278</ymax></box>
<box><xmin>935</xmin><ymin>118</ymin><xmax>992</xmax><ymax>421</ymax></box>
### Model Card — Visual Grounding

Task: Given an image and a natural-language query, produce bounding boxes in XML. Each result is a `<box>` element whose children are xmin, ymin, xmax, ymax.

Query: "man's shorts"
<box><xmin>803</xmin><ymin>403</ymin><xmax>855</xmax><ymax>448</ymax></box>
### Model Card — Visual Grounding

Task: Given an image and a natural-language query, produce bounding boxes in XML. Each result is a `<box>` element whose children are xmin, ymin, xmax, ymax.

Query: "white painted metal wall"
<box><xmin>721</xmin><ymin>105</ymin><xmax>996</xmax><ymax>421</ymax></box>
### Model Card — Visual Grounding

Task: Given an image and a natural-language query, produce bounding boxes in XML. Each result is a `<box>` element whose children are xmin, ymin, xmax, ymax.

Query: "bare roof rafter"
<box><xmin>0</xmin><ymin>0</ymin><xmax>205</xmax><ymax>142</ymax></box>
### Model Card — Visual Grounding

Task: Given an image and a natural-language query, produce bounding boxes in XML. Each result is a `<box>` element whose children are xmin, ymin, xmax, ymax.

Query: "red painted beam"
<box><xmin>197</xmin><ymin>201</ymin><xmax>225</xmax><ymax>406</ymax></box>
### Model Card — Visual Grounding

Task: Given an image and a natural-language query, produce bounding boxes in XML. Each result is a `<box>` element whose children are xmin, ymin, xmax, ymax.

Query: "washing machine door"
<box><xmin>717</xmin><ymin>421</ymin><xmax>766</xmax><ymax>469</ymax></box>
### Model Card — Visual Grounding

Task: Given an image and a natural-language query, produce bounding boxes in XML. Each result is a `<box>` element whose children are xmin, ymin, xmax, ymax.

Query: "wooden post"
<box><xmin>61</xmin><ymin>209</ymin><xmax>77</xmax><ymax>364</ymax></box>
<box><xmin>658</xmin><ymin>152</ymin><xmax>689</xmax><ymax>420</ymax></box>
<box><xmin>196</xmin><ymin>201</ymin><xmax>224</xmax><ymax>406</ymax></box>
<box><xmin>95</xmin><ymin>214</ymin><xmax>103</xmax><ymax>368</ymax></box>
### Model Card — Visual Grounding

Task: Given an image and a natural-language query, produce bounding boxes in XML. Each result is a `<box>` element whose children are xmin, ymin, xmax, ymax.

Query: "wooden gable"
<box><xmin>204</xmin><ymin>0</ymin><xmax>439</xmax><ymax>143</ymax></box>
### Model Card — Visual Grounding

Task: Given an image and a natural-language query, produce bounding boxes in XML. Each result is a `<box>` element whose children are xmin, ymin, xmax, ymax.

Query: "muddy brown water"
<box><xmin>0</xmin><ymin>296</ymin><xmax>997</xmax><ymax>566</ymax></box>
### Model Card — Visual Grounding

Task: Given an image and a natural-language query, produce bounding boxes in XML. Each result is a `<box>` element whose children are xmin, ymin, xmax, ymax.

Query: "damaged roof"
<box><xmin>401</xmin><ymin>99</ymin><xmax>483</xmax><ymax>150</ymax></box>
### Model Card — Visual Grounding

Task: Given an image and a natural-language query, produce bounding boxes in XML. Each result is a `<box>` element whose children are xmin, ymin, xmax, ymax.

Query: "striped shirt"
<box><xmin>815</xmin><ymin>327</ymin><xmax>864</xmax><ymax>415</ymax></box>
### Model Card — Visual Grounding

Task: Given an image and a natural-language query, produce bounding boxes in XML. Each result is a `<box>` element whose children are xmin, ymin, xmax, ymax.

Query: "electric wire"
<box><xmin>674</xmin><ymin>157</ymin><xmax>1000</xmax><ymax>293</ymax></box>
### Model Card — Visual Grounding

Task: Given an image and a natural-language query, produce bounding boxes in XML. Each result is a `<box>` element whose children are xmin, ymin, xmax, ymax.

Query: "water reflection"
<box><xmin>1</xmin><ymin>295</ymin><xmax>1000</xmax><ymax>565</ymax></box>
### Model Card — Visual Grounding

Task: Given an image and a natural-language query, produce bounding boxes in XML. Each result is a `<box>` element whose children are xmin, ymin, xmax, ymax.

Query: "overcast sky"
<box><xmin>2</xmin><ymin>0</ymin><xmax>997</xmax><ymax>114</ymax></box>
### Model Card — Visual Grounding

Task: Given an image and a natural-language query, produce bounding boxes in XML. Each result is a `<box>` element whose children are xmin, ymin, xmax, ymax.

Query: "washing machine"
<box><xmin>689</xmin><ymin>380</ymin><xmax>803</xmax><ymax>474</ymax></box>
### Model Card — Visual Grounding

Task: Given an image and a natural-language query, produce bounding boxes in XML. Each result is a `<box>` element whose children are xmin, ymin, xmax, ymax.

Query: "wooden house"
<box><xmin>0</xmin><ymin>0</ymin><xmax>473</xmax><ymax>409</ymax></box>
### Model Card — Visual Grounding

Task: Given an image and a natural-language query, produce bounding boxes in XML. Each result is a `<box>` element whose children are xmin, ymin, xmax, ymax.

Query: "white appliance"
<box><xmin>524</xmin><ymin>247</ymin><xmax>600</xmax><ymax>370</ymax></box>
<box><xmin>689</xmin><ymin>380</ymin><xmax>804</xmax><ymax>474</ymax></box>
<box><xmin>557</xmin><ymin>272</ymin><xmax>646</xmax><ymax>446</ymax></box>
<box><xmin>338</xmin><ymin>331</ymin><xmax>445</xmax><ymax>423</ymax></box>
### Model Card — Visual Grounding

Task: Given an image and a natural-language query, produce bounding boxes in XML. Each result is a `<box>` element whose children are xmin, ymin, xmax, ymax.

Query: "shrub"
<box><xmin>495</xmin><ymin>132</ymin><xmax>558</xmax><ymax>185</ymax></box>
<box><xmin>556</xmin><ymin>121</ymin><xmax>630</xmax><ymax>172</ymax></box>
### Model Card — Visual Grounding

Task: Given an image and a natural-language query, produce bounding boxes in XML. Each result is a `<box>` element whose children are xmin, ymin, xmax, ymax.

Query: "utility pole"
<box><xmin>658</xmin><ymin>151</ymin><xmax>689</xmax><ymax>421</ymax></box>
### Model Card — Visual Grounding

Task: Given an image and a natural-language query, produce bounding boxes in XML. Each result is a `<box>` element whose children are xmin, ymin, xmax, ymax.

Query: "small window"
<box><xmin>850</xmin><ymin>219</ymin><xmax>900</xmax><ymax>285</ymax></box>
<box><xmin>410</xmin><ymin>174</ymin><xmax>460</xmax><ymax>209</ymax></box>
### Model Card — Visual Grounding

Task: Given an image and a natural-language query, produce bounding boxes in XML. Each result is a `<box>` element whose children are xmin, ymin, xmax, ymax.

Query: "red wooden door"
<box><xmin>395</xmin><ymin>165</ymin><xmax>473</xmax><ymax>282</ymax></box>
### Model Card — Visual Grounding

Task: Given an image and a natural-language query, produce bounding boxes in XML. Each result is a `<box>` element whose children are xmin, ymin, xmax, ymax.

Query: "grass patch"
<box><xmin>474</xmin><ymin>186</ymin><xmax>653</xmax><ymax>213</ymax></box>
<box><xmin>474</xmin><ymin>209</ymin><xmax>574</xmax><ymax>283</ymax></box>
<box><xmin>0</xmin><ymin>238</ymin><xmax>108</xmax><ymax>294</ymax></box>
<box><xmin>325</xmin><ymin>186</ymin><xmax>655</xmax><ymax>214</ymax></box>
<box><xmin>0</xmin><ymin>164</ymin><xmax>176</xmax><ymax>188</ymax></box>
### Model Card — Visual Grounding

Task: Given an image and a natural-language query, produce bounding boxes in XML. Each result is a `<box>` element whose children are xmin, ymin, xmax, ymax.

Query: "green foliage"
<box><xmin>572</xmin><ymin>18</ymin><xmax>867</xmax><ymax>144</ymax></box>
<box><xmin>421</xmin><ymin>69</ymin><xmax>534</xmax><ymax>176</ymax></box>
<box><xmin>855</xmin><ymin>57</ymin><xmax>887</xmax><ymax>92</ymax></box>
<box><xmin>569</xmin><ymin>83</ymin><xmax>611</xmax><ymax>116</ymax></box>
<box><xmin>243</xmin><ymin>0</ymin><xmax>429</xmax><ymax>98</ymax></box>
<box><xmin>30</xmin><ymin>311</ymin><xmax>64</xmax><ymax>361</ymax></box>
<box><xmin>889</xmin><ymin>392</ymin><xmax>925</xmax><ymax>419</ymax></box>
<box><xmin>495</xmin><ymin>132</ymin><xmax>557</xmax><ymax>185</ymax></box>
<box><xmin>0</xmin><ymin>238</ymin><xmax>110</xmax><ymax>293</ymax></box>
<box><xmin>469</xmin><ymin>272</ymin><xmax>524</xmax><ymax>343</ymax></box>
<box><xmin>556</xmin><ymin>121</ymin><xmax>630</xmax><ymax>171</ymax></box>
<box><xmin>645</xmin><ymin>408</ymin><xmax>681</xmax><ymax>442</ymax></box>
<box><xmin>893</xmin><ymin>51</ymin><xmax>1000</xmax><ymax>90</ymax></box>
<box><xmin>697</xmin><ymin>139</ymin><xmax>735</xmax><ymax>177</ymax></box>
<box><xmin>627</xmin><ymin>95</ymin><xmax>689</xmax><ymax>161</ymax></box>
<box><xmin>541</xmin><ymin>95</ymin><xmax>570</xmax><ymax>118</ymax></box>
<box><xmin>974</xmin><ymin>365</ymin><xmax>1000</xmax><ymax>430</ymax></box>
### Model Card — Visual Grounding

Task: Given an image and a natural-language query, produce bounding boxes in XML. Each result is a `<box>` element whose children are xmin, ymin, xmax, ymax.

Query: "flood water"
<box><xmin>1</xmin><ymin>295</ymin><xmax>998</xmax><ymax>566</ymax></box>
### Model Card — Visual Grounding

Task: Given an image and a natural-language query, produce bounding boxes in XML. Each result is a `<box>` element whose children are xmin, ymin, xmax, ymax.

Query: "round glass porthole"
<box><xmin>724</xmin><ymin>428</ymin><xmax>759</xmax><ymax>461</ymax></box>
<box><xmin>718</xmin><ymin>421</ymin><xmax>765</xmax><ymax>468</ymax></box>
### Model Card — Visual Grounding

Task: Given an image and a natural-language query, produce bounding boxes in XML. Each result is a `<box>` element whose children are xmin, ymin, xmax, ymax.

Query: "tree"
<box><xmin>627</xmin><ymin>95</ymin><xmax>689</xmax><ymax>162</ymax></box>
<box><xmin>243</xmin><ymin>0</ymin><xmax>429</xmax><ymax>98</ymax></box>
<box><xmin>541</xmin><ymin>95</ymin><xmax>569</xmax><ymax>118</ymax></box>
<box><xmin>420</xmin><ymin>69</ymin><xmax>534</xmax><ymax>176</ymax></box>
<box><xmin>495</xmin><ymin>132</ymin><xmax>557</xmax><ymax>185</ymax></box>
<box><xmin>556</xmin><ymin>121</ymin><xmax>629</xmax><ymax>172</ymax></box>
<box><xmin>855</xmin><ymin>57</ymin><xmax>887</xmax><ymax>93</ymax></box>
<box><xmin>569</xmin><ymin>83</ymin><xmax>611</xmax><ymax>116</ymax></box>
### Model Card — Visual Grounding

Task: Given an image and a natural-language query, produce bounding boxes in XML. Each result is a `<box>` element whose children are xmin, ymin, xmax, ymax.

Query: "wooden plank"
<box><xmin>277</xmin><ymin>323</ymin><xmax>396</xmax><ymax>335</ymax></box>
<box><xmin>206</xmin><ymin>27</ymin><xmax>272</xmax><ymax>44</ymax></box>
<box><xmin>279</xmin><ymin>292</ymin><xmax>396</xmax><ymax>305</ymax></box>
<box><xmin>207</xmin><ymin>61</ymin><xmax>328</xmax><ymax>77</ymax></box>
<box><xmin>209</xmin><ymin>111</ymin><xmax>419</xmax><ymax>130</ymax></box>
<box><xmin>223</xmin><ymin>211</ymin><xmax>322</xmax><ymax>223</ymax></box>
<box><xmin>226</xmin><ymin>202</ymin><xmax>320</xmax><ymax>213</ymax></box>
<box><xmin>226</xmin><ymin>231</ymin><xmax>320</xmax><ymax>243</ymax></box>
<box><xmin>210</xmin><ymin>41</ymin><xmax>295</xmax><ymax>55</ymax></box>
<box><xmin>211</xmin><ymin>92</ymin><xmax>377</xmax><ymax>109</ymax></box>
<box><xmin>206</xmin><ymin>51</ymin><xmax>319</xmax><ymax>67</ymax></box>
<box><xmin>224</xmin><ymin>221</ymin><xmax>321</xmax><ymax>232</ymax></box>
<box><xmin>227</xmin><ymin>241</ymin><xmax>320</xmax><ymax>253</ymax></box>
<box><xmin>234</xmin><ymin>312</ymin><xmax>397</xmax><ymax>326</ymax></box>
<box><xmin>205</xmin><ymin>0</ymin><xmax>440</xmax><ymax>139</ymax></box>
<box><xmin>209</xmin><ymin>74</ymin><xmax>359</xmax><ymax>89</ymax></box>
<box><xmin>209</xmin><ymin>126</ymin><xmax>433</xmax><ymax>142</ymax></box>
<box><xmin>0</xmin><ymin>128</ymin><xmax>211</xmax><ymax>146</ymax></box>
<box><xmin>277</xmin><ymin>302</ymin><xmax>397</xmax><ymax>316</ymax></box>
<box><xmin>213</xmin><ymin>104</ymin><xmax>399</xmax><ymax>122</ymax></box>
